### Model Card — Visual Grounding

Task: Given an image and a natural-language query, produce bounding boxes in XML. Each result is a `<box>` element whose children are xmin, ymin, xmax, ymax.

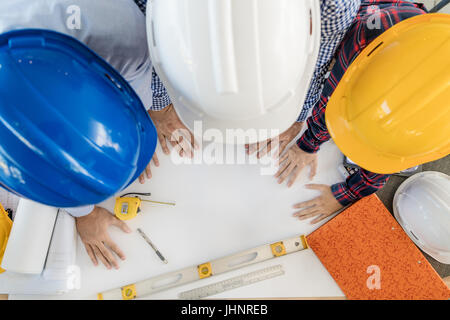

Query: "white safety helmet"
<box><xmin>393</xmin><ymin>171</ymin><xmax>450</xmax><ymax>264</ymax></box>
<box><xmin>147</xmin><ymin>0</ymin><xmax>321</xmax><ymax>143</ymax></box>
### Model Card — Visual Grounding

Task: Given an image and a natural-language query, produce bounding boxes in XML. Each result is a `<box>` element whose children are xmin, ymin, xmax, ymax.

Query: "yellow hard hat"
<box><xmin>326</xmin><ymin>13</ymin><xmax>450</xmax><ymax>174</ymax></box>
<box><xmin>0</xmin><ymin>203</ymin><xmax>12</xmax><ymax>273</ymax></box>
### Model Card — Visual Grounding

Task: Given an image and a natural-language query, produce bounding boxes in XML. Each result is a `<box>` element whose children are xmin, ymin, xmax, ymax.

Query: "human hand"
<box><xmin>138</xmin><ymin>153</ymin><xmax>160</xmax><ymax>184</ymax></box>
<box><xmin>148</xmin><ymin>104</ymin><xmax>199</xmax><ymax>158</ymax></box>
<box><xmin>292</xmin><ymin>184</ymin><xmax>344</xmax><ymax>224</ymax></box>
<box><xmin>245</xmin><ymin>122</ymin><xmax>304</xmax><ymax>159</ymax></box>
<box><xmin>75</xmin><ymin>206</ymin><xmax>131</xmax><ymax>269</ymax></box>
<box><xmin>275</xmin><ymin>144</ymin><xmax>318</xmax><ymax>187</ymax></box>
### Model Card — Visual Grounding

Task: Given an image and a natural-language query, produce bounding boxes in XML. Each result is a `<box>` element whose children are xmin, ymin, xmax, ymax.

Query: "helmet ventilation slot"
<box><xmin>367</xmin><ymin>42</ymin><xmax>383</xmax><ymax>57</ymax></box>
<box><xmin>104</xmin><ymin>73</ymin><xmax>123</xmax><ymax>91</ymax></box>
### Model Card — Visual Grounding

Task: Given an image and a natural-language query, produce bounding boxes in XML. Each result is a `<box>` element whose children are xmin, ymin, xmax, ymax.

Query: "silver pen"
<box><xmin>137</xmin><ymin>228</ymin><xmax>168</xmax><ymax>264</ymax></box>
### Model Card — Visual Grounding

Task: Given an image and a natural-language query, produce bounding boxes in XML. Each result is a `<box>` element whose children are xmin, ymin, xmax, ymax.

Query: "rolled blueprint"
<box><xmin>1</xmin><ymin>199</ymin><xmax>58</xmax><ymax>274</ymax></box>
<box><xmin>43</xmin><ymin>210</ymin><xmax>78</xmax><ymax>281</ymax></box>
<box><xmin>0</xmin><ymin>210</ymin><xmax>79</xmax><ymax>295</ymax></box>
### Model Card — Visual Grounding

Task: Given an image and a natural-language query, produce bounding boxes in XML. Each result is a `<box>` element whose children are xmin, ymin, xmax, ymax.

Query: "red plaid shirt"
<box><xmin>297</xmin><ymin>0</ymin><xmax>426</xmax><ymax>206</ymax></box>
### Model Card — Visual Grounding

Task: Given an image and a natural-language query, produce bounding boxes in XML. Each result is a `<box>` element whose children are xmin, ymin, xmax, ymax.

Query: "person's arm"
<box><xmin>290</xmin><ymin>167</ymin><xmax>390</xmax><ymax>224</ymax></box>
<box><xmin>295</xmin><ymin>24</ymin><xmax>357</xmax><ymax>153</ymax></box>
<box><xmin>296</xmin><ymin>97</ymin><xmax>331</xmax><ymax>153</ymax></box>
<box><xmin>296</xmin><ymin>0</ymin><xmax>410</xmax><ymax>153</ymax></box>
<box><xmin>297</xmin><ymin>0</ymin><xmax>361</xmax><ymax>122</ymax></box>
<box><xmin>276</xmin><ymin>48</ymin><xmax>348</xmax><ymax>186</ymax></box>
<box><xmin>134</xmin><ymin>67</ymin><xmax>169</xmax><ymax>184</ymax></box>
<box><xmin>291</xmin><ymin>170</ymin><xmax>389</xmax><ymax>225</ymax></box>
<box><xmin>288</xmin><ymin>2</ymin><xmax>427</xmax><ymax>224</ymax></box>
<box><xmin>247</xmin><ymin>0</ymin><xmax>362</xmax><ymax>158</ymax></box>
<box><xmin>147</xmin><ymin>68</ymin><xmax>198</xmax><ymax>159</ymax></box>
<box><xmin>138</xmin><ymin>68</ymin><xmax>199</xmax><ymax>183</ymax></box>
<box><xmin>332</xmin><ymin>169</ymin><xmax>390</xmax><ymax>207</ymax></box>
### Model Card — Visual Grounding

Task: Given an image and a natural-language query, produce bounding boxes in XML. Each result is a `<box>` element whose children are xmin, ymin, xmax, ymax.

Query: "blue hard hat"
<box><xmin>0</xmin><ymin>29</ymin><xmax>157</xmax><ymax>207</ymax></box>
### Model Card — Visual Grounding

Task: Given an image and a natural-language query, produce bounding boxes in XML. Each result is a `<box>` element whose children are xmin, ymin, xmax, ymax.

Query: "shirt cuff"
<box><xmin>331</xmin><ymin>182</ymin><xmax>358</xmax><ymax>207</ymax></box>
<box><xmin>64</xmin><ymin>205</ymin><xmax>95</xmax><ymax>217</ymax></box>
<box><xmin>297</xmin><ymin>99</ymin><xmax>317</xmax><ymax>122</ymax></box>
<box><xmin>296</xmin><ymin>134</ymin><xmax>320</xmax><ymax>153</ymax></box>
<box><xmin>151</xmin><ymin>68</ymin><xmax>172</xmax><ymax>111</ymax></box>
<box><xmin>297</xmin><ymin>108</ymin><xmax>310</xmax><ymax>122</ymax></box>
<box><xmin>151</xmin><ymin>94</ymin><xmax>172</xmax><ymax>111</ymax></box>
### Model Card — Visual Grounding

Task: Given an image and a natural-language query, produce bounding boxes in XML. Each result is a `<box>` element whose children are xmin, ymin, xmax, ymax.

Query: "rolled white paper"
<box><xmin>43</xmin><ymin>210</ymin><xmax>77</xmax><ymax>281</ymax></box>
<box><xmin>1</xmin><ymin>199</ymin><xmax>58</xmax><ymax>274</ymax></box>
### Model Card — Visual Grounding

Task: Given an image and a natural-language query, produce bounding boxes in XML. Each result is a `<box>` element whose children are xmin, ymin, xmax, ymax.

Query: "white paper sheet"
<box><xmin>11</xmin><ymin>140</ymin><xmax>345</xmax><ymax>299</ymax></box>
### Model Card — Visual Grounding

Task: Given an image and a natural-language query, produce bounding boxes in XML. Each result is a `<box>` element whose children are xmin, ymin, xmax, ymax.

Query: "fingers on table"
<box><xmin>274</xmin><ymin>157</ymin><xmax>290</xmax><ymax>178</ymax></box>
<box><xmin>293</xmin><ymin>198</ymin><xmax>319</xmax><ymax>217</ymax></box>
<box><xmin>277</xmin><ymin>152</ymin><xmax>289</xmax><ymax>165</ymax></box>
<box><xmin>140</xmin><ymin>154</ymin><xmax>161</xmax><ymax>181</ymax></box>
<box><xmin>171</xmin><ymin>129</ymin><xmax>195</xmax><ymax>158</ymax></box>
<box><xmin>92</xmin><ymin>239</ymin><xmax>125</xmax><ymax>270</ymax></box>
<box><xmin>145</xmin><ymin>163</ymin><xmax>152</xmax><ymax>179</ymax></box>
<box><xmin>91</xmin><ymin>243</ymin><xmax>112</xmax><ymax>269</ymax></box>
<box><xmin>105</xmin><ymin>236</ymin><xmax>126</xmax><ymax>261</ymax></box>
<box><xmin>293</xmin><ymin>206</ymin><xmax>321</xmax><ymax>220</ymax></box>
<box><xmin>275</xmin><ymin>156</ymin><xmax>306</xmax><ymax>186</ymax></box>
<box><xmin>277</xmin><ymin>162</ymin><xmax>296</xmax><ymax>184</ymax></box>
<box><xmin>99</xmin><ymin>242</ymin><xmax>120</xmax><ymax>269</ymax></box>
<box><xmin>306</xmin><ymin>184</ymin><xmax>328</xmax><ymax>191</ymax></box>
<box><xmin>191</xmin><ymin>132</ymin><xmax>199</xmax><ymax>150</ymax></box>
<box><xmin>311</xmin><ymin>214</ymin><xmax>328</xmax><ymax>224</ymax></box>
<box><xmin>257</xmin><ymin>140</ymin><xmax>272</xmax><ymax>159</ymax></box>
<box><xmin>112</xmin><ymin>217</ymin><xmax>132</xmax><ymax>233</ymax></box>
<box><xmin>274</xmin><ymin>141</ymin><xmax>289</xmax><ymax>159</ymax></box>
<box><xmin>246</xmin><ymin>142</ymin><xmax>260</xmax><ymax>155</ymax></box>
<box><xmin>179</xmin><ymin>132</ymin><xmax>194</xmax><ymax>158</ymax></box>
<box><xmin>152</xmin><ymin>153</ymin><xmax>160</xmax><ymax>167</ymax></box>
<box><xmin>84</xmin><ymin>243</ymin><xmax>98</xmax><ymax>266</ymax></box>
<box><xmin>158</xmin><ymin>133</ymin><xmax>170</xmax><ymax>155</ymax></box>
<box><xmin>178</xmin><ymin>122</ymin><xmax>199</xmax><ymax>151</ymax></box>
<box><xmin>246</xmin><ymin>139</ymin><xmax>271</xmax><ymax>157</ymax></box>
<box><xmin>293</xmin><ymin>198</ymin><xmax>328</xmax><ymax>223</ymax></box>
<box><xmin>287</xmin><ymin>164</ymin><xmax>304</xmax><ymax>188</ymax></box>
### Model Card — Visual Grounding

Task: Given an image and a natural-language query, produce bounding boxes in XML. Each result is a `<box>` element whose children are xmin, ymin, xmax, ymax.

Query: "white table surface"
<box><xmin>10</xmin><ymin>140</ymin><xmax>345</xmax><ymax>300</ymax></box>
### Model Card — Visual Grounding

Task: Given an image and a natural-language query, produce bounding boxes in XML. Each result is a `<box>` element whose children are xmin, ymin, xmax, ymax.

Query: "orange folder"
<box><xmin>306</xmin><ymin>194</ymin><xmax>450</xmax><ymax>300</ymax></box>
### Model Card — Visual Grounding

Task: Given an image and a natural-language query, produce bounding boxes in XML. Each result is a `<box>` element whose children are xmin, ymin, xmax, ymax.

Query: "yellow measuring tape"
<box><xmin>114</xmin><ymin>192</ymin><xmax>175</xmax><ymax>221</ymax></box>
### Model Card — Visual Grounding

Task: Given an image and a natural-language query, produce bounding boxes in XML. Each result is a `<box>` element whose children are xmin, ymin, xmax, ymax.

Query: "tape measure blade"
<box><xmin>179</xmin><ymin>265</ymin><xmax>285</xmax><ymax>300</ymax></box>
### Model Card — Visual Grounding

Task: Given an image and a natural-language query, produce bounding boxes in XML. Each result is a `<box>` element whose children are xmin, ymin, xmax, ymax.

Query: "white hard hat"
<box><xmin>393</xmin><ymin>171</ymin><xmax>450</xmax><ymax>264</ymax></box>
<box><xmin>147</xmin><ymin>0</ymin><xmax>321</xmax><ymax>143</ymax></box>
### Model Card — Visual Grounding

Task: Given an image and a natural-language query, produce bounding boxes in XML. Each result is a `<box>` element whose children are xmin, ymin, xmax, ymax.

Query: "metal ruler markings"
<box><xmin>179</xmin><ymin>264</ymin><xmax>285</xmax><ymax>299</ymax></box>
